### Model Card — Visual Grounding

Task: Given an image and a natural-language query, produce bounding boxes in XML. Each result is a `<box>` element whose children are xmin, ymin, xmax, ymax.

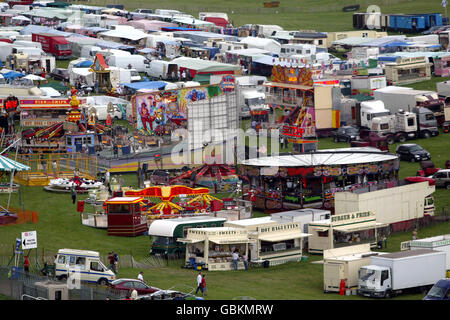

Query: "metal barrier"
<box><xmin>21</xmin><ymin>294</ymin><xmax>47</xmax><ymax>300</ymax></box>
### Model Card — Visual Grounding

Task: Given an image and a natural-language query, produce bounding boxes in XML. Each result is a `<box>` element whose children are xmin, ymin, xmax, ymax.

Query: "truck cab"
<box><xmin>358</xmin><ymin>265</ymin><xmax>392</xmax><ymax>298</ymax></box>
<box><xmin>359</xmin><ymin>100</ymin><xmax>391</xmax><ymax>128</ymax></box>
<box><xmin>413</xmin><ymin>107</ymin><xmax>439</xmax><ymax>138</ymax></box>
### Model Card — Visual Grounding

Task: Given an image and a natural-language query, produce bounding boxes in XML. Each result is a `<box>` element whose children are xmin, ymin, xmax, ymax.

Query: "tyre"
<box><xmin>422</xmin><ymin>131</ymin><xmax>431</xmax><ymax>139</ymax></box>
<box><xmin>410</xmin><ymin>157</ymin><xmax>415</xmax><ymax>163</ymax></box>
<box><xmin>385</xmin><ymin>291</ymin><xmax>391</xmax><ymax>299</ymax></box>
<box><xmin>387</xmin><ymin>137</ymin><xmax>395</xmax><ymax>145</ymax></box>
<box><xmin>334</xmin><ymin>136</ymin><xmax>338</xmax><ymax>143</ymax></box>
<box><xmin>446</xmin><ymin>183</ymin><xmax>450</xmax><ymax>190</ymax></box>
<box><xmin>98</xmin><ymin>278</ymin><xmax>108</xmax><ymax>286</ymax></box>
<box><xmin>398</xmin><ymin>135</ymin><xmax>406</xmax><ymax>143</ymax></box>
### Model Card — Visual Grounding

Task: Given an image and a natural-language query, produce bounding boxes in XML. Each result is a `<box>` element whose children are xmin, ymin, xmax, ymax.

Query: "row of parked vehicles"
<box><xmin>49</xmin><ymin>248</ymin><xmax>202</xmax><ymax>300</ymax></box>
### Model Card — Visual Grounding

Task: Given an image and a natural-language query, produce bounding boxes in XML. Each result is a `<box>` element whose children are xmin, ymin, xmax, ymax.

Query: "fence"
<box><xmin>14</xmin><ymin>152</ymin><xmax>98</xmax><ymax>186</ymax></box>
<box><xmin>0</xmin><ymin>207</ymin><xmax>39</xmax><ymax>226</ymax></box>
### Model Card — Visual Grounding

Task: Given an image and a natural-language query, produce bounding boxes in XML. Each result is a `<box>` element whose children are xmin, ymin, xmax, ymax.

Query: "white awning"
<box><xmin>333</xmin><ymin>221</ymin><xmax>377</xmax><ymax>233</ymax></box>
<box><xmin>209</xmin><ymin>238</ymin><xmax>250</xmax><ymax>245</ymax></box>
<box><xmin>259</xmin><ymin>232</ymin><xmax>312</xmax><ymax>242</ymax></box>
<box><xmin>177</xmin><ymin>238</ymin><xmax>204</xmax><ymax>244</ymax></box>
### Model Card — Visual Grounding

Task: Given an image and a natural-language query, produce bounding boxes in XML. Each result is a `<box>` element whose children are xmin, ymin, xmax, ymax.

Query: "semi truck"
<box><xmin>357</xmin><ymin>249</ymin><xmax>446</xmax><ymax>298</ymax></box>
<box><xmin>370</xmin><ymin>108</ymin><xmax>439</xmax><ymax>144</ymax></box>
<box><xmin>31</xmin><ymin>33</ymin><xmax>72</xmax><ymax>59</ymax></box>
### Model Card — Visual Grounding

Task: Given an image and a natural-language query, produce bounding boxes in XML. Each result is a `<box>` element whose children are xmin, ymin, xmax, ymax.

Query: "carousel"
<box><xmin>239</xmin><ymin>147</ymin><xmax>399</xmax><ymax>213</ymax></box>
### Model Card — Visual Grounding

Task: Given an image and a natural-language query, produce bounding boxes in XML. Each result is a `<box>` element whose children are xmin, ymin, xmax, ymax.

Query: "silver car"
<box><xmin>431</xmin><ymin>169</ymin><xmax>450</xmax><ymax>189</ymax></box>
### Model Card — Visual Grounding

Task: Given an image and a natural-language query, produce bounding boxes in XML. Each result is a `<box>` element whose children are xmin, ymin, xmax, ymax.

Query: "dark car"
<box><xmin>443</xmin><ymin>121</ymin><xmax>450</xmax><ymax>133</ymax></box>
<box><xmin>333</xmin><ymin>126</ymin><xmax>360</xmax><ymax>142</ymax></box>
<box><xmin>423</xmin><ymin>279</ymin><xmax>450</xmax><ymax>300</ymax></box>
<box><xmin>109</xmin><ymin>279</ymin><xmax>160</xmax><ymax>295</ymax></box>
<box><xmin>395</xmin><ymin>143</ymin><xmax>431</xmax><ymax>162</ymax></box>
<box><xmin>50</xmin><ymin>68</ymin><xmax>69</xmax><ymax>82</ymax></box>
<box><xmin>136</xmin><ymin>289</ymin><xmax>203</xmax><ymax>300</ymax></box>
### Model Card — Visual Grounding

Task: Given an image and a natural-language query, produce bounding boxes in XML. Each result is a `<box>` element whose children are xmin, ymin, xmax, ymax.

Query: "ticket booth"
<box><xmin>105</xmin><ymin>197</ymin><xmax>148</xmax><ymax>237</ymax></box>
<box><xmin>308</xmin><ymin>211</ymin><xmax>389</xmax><ymax>254</ymax></box>
<box><xmin>179</xmin><ymin>227</ymin><xmax>250</xmax><ymax>271</ymax></box>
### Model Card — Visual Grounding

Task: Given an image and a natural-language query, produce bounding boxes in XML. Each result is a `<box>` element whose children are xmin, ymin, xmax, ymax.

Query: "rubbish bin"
<box><xmin>263</xmin><ymin>260</ymin><xmax>270</xmax><ymax>268</ymax></box>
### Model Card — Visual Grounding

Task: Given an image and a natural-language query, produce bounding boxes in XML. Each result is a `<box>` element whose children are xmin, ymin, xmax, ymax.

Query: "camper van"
<box><xmin>280</xmin><ymin>44</ymin><xmax>316</xmax><ymax>58</ymax></box>
<box><xmin>55</xmin><ymin>249</ymin><xmax>116</xmax><ymax>285</ymax></box>
<box><xmin>148</xmin><ymin>60</ymin><xmax>178</xmax><ymax>79</ymax></box>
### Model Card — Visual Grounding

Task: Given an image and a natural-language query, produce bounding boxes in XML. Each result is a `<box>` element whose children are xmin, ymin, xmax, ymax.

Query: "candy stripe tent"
<box><xmin>0</xmin><ymin>152</ymin><xmax>30</xmax><ymax>210</ymax></box>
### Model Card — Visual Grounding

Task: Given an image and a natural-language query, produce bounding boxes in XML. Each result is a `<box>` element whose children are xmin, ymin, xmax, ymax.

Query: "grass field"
<box><xmin>87</xmin><ymin>0</ymin><xmax>449</xmax><ymax>32</ymax></box>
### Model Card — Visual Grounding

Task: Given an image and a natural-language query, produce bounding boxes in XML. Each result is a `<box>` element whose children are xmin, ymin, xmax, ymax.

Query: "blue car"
<box><xmin>423</xmin><ymin>279</ymin><xmax>450</xmax><ymax>300</ymax></box>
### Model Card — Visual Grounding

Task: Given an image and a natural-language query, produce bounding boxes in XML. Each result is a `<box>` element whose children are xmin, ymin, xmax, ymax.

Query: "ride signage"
<box><xmin>21</xmin><ymin>231</ymin><xmax>38</xmax><ymax>250</ymax></box>
<box><xmin>282</xmin><ymin>125</ymin><xmax>305</xmax><ymax>138</ymax></box>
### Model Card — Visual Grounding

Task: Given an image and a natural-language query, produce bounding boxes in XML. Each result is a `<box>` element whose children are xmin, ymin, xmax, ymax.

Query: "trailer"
<box><xmin>358</xmin><ymin>249</ymin><xmax>446</xmax><ymax>298</ymax></box>
<box><xmin>31</xmin><ymin>33</ymin><xmax>71</xmax><ymax>59</ymax></box>
<box><xmin>323</xmin><ymin>243</ymin><xmax>386</xmax><ymax>293</ymax></box>
<box><xmin>409</xmin><ymin>234</ymin><xmax>450</xmax><ymax>275</ymax></box>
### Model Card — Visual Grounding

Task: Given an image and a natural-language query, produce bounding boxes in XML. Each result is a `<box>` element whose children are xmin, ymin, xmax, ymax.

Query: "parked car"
<box><xmin>108</xmin><ymin>279</ymin><xmax>161</xmax><ymax>295</ymax></box>
<box><xmin>150</xmin><ymin>170</ymin><xmax>170</xmax><ymax>185</ymax></box>
<box><xmin>423</xmin><ymin>279</ymin><xmax>450</xmax><ymax>300</ymax></box>
<box><xmin>443</xmin><ymin>121</ymin><xmax>450</xmax><ymax>133</ymax></box>
<box><xmin>430</xmin><ymin>169</ymin><xmax>450</xmax><ymax>189</ymax></box>
<box><xmin>333</xmin><ymin>126</ymin><xmax>360</xmax><ymax>142</ymax></box>
<box><xmin>395</xmin><ymin>143</ymin><xmax>431</xmax><ymax>162</ymax></box>
<box><xmin>136</xmin><ymin>289</ymin><xmax>203</xmax><ymax>300</ymax></box>
<box><xmin>50</xmin><ymin>68</ymin><xmax>69</xmax><ymax>82</ymax></box>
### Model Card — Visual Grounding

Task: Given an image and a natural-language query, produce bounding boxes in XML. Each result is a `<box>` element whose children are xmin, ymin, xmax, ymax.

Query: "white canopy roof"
<box><xmin>240</xmin><ymin>148</ymin><xmax>397</xmax><ymax>167</ymax></box>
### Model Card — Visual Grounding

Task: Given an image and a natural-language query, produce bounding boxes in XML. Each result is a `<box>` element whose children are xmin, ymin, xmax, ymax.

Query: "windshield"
<box><xmin>409</xmin><ymin>146</ymin><xmax>424</xmax><ymax>152</ymax></box>
<box><xmin>245</xmin><ymin>97</ymin><xmax>265</xmax><ymax>106</ymax></box>
<box><xmin>56</xmin><ymin>44</ymin><xmax>70</xmax><ymax>51</ymax></box>
<box><xmin>359</xmin><ymin>268</ymin><xmax>377</xmax><ymax>281</ymax></box>
<box><xmin>153</xmin><ymin>236</ymin><xmax>173</xmax><ymax>245</ymax></box>
<box><xmin>426</xmin><ymin>285</ymin><xmax>446</xmax><ymax>299</ymax></box>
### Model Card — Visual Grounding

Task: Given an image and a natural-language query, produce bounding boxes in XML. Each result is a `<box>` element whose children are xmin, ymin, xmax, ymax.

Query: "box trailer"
<box><xmin>410</xmin><ymin>234</ymin><xmax>450</xmax><ymax>274</ymax></box>
<box><xmin>358</xmin><ymin>249</ymin><xmax>446</xmax><ymax>298</ymax></box>
<box><xmin>31</xmin><ymin>33</ymin><xmax>72</xmax><ymax>59</ymax></box>
<box><xmin>323</xmin><ymin>243</ymin><xmax>386</xmax><ymax>293</ymax></box>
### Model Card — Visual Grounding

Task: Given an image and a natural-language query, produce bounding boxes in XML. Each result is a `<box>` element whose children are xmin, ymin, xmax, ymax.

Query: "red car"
<box><xmin>109</xmin><ymin>279</ymin><xmax>160</xmax><ymax>295</ymax></box>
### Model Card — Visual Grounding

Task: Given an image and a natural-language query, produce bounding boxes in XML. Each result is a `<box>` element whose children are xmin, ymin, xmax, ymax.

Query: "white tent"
<box><xmin>11</xmin><ymin>15</ymin><xmax>31</xmax><ymax>22</ymax></box>
<box><xmin>239</xmin><ymin>37</ymin><xmax>281</xmax><ymax>55</ymax></box>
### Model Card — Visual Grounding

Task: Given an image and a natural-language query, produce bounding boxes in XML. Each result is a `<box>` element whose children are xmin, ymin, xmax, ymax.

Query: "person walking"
<box><xmin>24</xmin><ymin>255</ymin><xmax>30</xmax><ymax>273</ymax></box>
<box><xmin>108</xmin><ymin>252</ymin><xmax>116</xmax><ymax>274</ymax></box>
<box><xmin>200</xmin><ymin>274</ymin><xmax>207</xmax><ymax>297</ymax></box>
<box><xmin>232</xmin><ymin>250</ymin><xmax>239</xmax><ymax>270</ymax></box>
<box><xmin>194</xmin><ymin>271</ymin><xmax>202</xmax><ymax>295</ymax></box>
<box><xmin>280</xmin><ymin>136</ymin><xmax>284</xmax><ymax>150</ymax></box>
<box><xmin>71</xmin><ymin>186</ymin><xmax>76</xmax><ymax>205</ymax></box>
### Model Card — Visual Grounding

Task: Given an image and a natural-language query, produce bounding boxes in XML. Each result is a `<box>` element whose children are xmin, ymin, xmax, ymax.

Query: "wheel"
<box><xmin>387</xmin><ymin>137</ymin><xmax>395</xmax><ymax>145</ymax></box>
<box><xmin>422</xmin><ymin>131</ymin><xmax>431</xmax><ymax>139</ymax></box>
<box><xmin>410</xmin><ymin>157</ymin><xmax>415</xmax><ymax>163</ymax></box>
<box><xmin>398</xmin><ymin>135</ymin><xmax>406</xmax><ymax>143</ymax></box>
<box><xmin>334</xmin><ymin>136</ymin><xmax>338</xmax><ymax>143</ymax></box>
<box><xmin>385</xmin><ymin>291</ymin><xmax>391</xmax><ymax>299</ymax></box>
<box><xmin>98</xmin><ymin>278</ymin><xmax>108</xmax><ymax>286</ymax></box>
<box><xmin>446</xmin><ymin>183</ymin><xmax>450</xmax><ymax>190</ymax></box>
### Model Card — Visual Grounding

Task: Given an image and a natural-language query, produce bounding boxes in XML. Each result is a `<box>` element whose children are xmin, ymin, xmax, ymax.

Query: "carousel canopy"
<box><xmin>0</xmin><ymin>155</ymin><xmax>30</xmax><ymax>172</ymax></box>
<box><xmin>240</xmin><ymin>148</ymin><xmax>398</xmax><ymax>167</ymax></box>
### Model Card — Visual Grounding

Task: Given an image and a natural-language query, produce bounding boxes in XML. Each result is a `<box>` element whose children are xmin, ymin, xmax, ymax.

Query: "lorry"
<box><xmin>373</xmin><ymin>86</ymin><xmax>443</xmax><ymax>123</ymax></box>
<box><xmin>357</xmin><ymin>100</ymin><xmax>391</xmax><ymax>128</ymax></box>
<box><xmin>31</xmin><ymin>33</ymin><xmax>72</xmax><ymax>59</ymax></box>
<box><xmin>357</xmin><ymin>249</ymin><xmax>446</xmax><ymax>298</ymax></box>
<box><xmin>148</xmin><ymin>216</ymin><xmax>227</xmax><ymax>257</ymax></box>
<box><xmin>370</xmin><ymin>107</ymin><xmax>439</xmax><ymax>144</ymax></box>
<box><xmin>107</xmin><ymin>54</ymin><xmax>151</xmax><ymax>73</ymax></box>
<box><xmin>409</xmin><ymin>234</ymin><xmax>450</xmax><ymax>276</ymax></box>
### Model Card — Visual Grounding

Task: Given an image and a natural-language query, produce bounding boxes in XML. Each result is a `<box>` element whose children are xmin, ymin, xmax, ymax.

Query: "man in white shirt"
<box><xmin>232</xmin><ymin>251</ymin><xmax>239</xmax><ymax>270</ymax></box>
<box><xmin>137</xmin><ymin>271</ymin><xmax>144</xmax><ymax>282</ymax></box>
<box><xmin>194</xmin><ymin>271</ymin><xmax>202</xmax><ymax>295</ymax></box>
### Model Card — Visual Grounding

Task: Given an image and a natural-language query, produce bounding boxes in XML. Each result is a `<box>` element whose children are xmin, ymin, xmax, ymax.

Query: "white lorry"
<box><xmin>107</xmin><ymin>54</ymin><xmax>151</xmax><ymax>73</ymax></box>
<box><xmin>409</xmin><ymin>234</ymin><xmax>450</xmax><ymax>275</ymax></box>
<box><xmin>358</xmin><ymin>100</ymin><xmax>391</xmax><ymax>128</ymax></box>
<box><xmin>357</xmin><ymin>249</ymin><xmax>446</xmax><ymax>298</ymax></box>
<box><xmin>148</xmin><ymin>60</ymin><xmax>178</xmax><ymax>80</ymax></box>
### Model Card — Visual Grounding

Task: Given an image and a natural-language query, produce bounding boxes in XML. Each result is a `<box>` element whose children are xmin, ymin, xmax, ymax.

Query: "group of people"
<box><xmin>195</xmin><ymin>271</ymin><xmax>207</xmax><ymax>297</ymax></box>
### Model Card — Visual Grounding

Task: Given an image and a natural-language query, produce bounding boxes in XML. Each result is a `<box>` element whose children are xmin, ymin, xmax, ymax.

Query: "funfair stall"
<box><xmin>179</xmin><ymin>227</ymin><xmax>250</xmax><ymax>271</ymax></box>
<box><xmin>240</xmin><ymin>148</ymin><xmax>399</xmax><ymax>212</ymax></box>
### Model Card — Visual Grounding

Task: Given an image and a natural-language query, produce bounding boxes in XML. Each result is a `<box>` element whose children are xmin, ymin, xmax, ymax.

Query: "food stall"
<box><xmin>19</xmin><ymin>98</ymin><xmax>71</xmax><ymax>127</ymax></box>
<box><xmin>179</xmin><ymin>227</ymin><xmax>250</xmax><ymax>271</ymax></box>
<box><xmin>225</xmin><ymin>219</ymin><xmax>310</xmax><ymax>266</ymax></box>
<box><xmin>384</xmin><ymin>56</ymin><xmax>431</xmax><ymax>85</ymax></box>
<box><xmin>307</xmin><ymin>211</ymin><xmax>389</xmax><ymax>254</ymax></box>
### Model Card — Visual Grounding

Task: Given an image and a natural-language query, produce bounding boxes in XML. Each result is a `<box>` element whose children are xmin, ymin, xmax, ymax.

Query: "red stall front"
<box><xmin>105</xmin><ymin>197</ymin><xmax>147</xmax><ymax>237</ymax></box>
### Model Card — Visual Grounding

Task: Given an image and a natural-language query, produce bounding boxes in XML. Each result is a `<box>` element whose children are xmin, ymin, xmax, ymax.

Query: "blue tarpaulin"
<box><xmin>122</xmin><ymin>81</ymin><xmax>167</xmax><ymax>91</ymax></box>
<box><xmin>3</xmin><ymin>71</ymin><xmax>24</xmax><ymax>79</ymax></box>
<box><xmin>377</xmin><ymin>56</ymin><xmax>400</xmax><ymax>62</ymax></box>
<box><xmin>95</xmin><ymin>41</ymin><xmax>135</xmax><ymax>51</ymax></box>
<box><xmin>384</xmin><ymin>41</ymin><xmax>410</xmax><ymax>47</ymax></box>
<box><xmin>75</xmin><ymin>60</ymin><xmax>93</xmax><ymax>68</ymax></box>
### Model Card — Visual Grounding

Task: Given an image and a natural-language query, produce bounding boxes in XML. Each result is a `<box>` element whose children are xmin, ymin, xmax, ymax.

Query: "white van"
<box><xmin>107</xmin><ymin>55</ymin><xmax>150</xmax><ymax>73</ymax></box>
<box><xmin>148</xmin><ymin>60</ymin><xmax>178</xmax><ymax>79</ymax></box>
<box><xmin>55</xmin><ymin>249</ymin><xmax>115</xmax><ymax>285</ymax></box>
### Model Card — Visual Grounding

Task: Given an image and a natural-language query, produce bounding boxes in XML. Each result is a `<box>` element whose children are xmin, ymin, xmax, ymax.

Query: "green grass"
<box><xmin>88</xmin><ymin>0</ymin><xmax>449</xmax><ymax>32</ymax></box>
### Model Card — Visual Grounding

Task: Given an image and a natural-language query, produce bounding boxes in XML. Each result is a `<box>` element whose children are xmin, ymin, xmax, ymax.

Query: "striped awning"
<box><xmin>0</xmin><ymin>155</ymin><xmax>31</xmax><ymax>172</ymax></box>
